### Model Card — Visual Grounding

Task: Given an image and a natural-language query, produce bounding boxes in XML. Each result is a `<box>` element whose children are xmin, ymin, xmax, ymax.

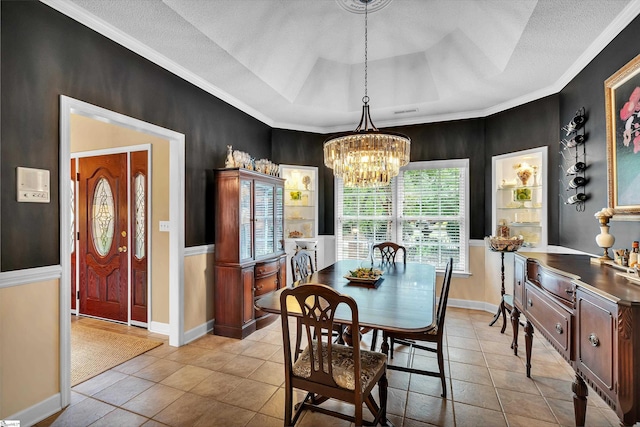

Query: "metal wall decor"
<box><xmin>560</xmin><ymin>107</ymin><xmax>588</xmax><ymax>211</ymax></box>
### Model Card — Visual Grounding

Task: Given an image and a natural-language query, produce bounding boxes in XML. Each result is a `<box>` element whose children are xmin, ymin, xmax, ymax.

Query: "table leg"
<box><xmin>572</xmin><ymin>374</ymin><xmax>588</xmax><ymax>427</ymax></box>
<box><xmin>342</xmin><ymin>326</ymin><xmax>354</xmax><ymax>347</ymax></box>
<box><xmin>524</xmin><ymin>319</ymin><xmax>533</xmax><ymax>378</ymax></box>
<box><xmin>510</xmin><ymin>306</ymin><xmax>520</xmax><ymax>356</ymax></box>
<box><xmin>381</xmin><ymin>333</ymin><xmax>390</xmax><ymax>357</ymax></box>
<box><xmin>488</xmin><ymin>302</ymin><xmax>502</xmax><ymax>327</ymax></box>
<box><xmin>489</xmin><ymin>251</ymin><xmax>507</xmax><ymax>331</ymax></box>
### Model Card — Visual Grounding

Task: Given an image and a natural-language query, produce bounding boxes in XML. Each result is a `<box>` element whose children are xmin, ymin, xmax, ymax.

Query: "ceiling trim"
<box><xmin>41</xmin><ymin>0</ymin><xmax>640</xmax><ymax>135</ymax></box>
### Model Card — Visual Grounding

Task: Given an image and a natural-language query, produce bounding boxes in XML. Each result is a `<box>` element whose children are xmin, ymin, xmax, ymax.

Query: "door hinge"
<box><xmin>76</xmin><ymin>291</ymin><xmax>80</xmax><ymax>300</ymax></box>
<box><xmin>77</xmin><ymin>232</ymin><xmax>80</xmax><ymax>241</ymax></box>
<box><xmin>76</xmin><ymin>172</ymin><xmax>80</xmax><ymax>181</ymax></box>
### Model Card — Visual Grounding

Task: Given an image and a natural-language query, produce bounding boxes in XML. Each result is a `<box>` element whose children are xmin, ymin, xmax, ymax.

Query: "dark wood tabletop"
<box><xmin>255</xmin><ymin>259</ymin><xmax>437</xmax><ymax>333</ymax></box>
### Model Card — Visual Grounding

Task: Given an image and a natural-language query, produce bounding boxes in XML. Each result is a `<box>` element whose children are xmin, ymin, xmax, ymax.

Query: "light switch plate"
<box><xmin>159</xmin><ymin>221</ymin><xmax>171</xmax><ymax>232</ymax></box>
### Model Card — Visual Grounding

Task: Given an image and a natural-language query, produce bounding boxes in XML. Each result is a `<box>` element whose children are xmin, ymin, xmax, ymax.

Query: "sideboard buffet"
<box><xmin>213</xmin><ymin>168</ymin><xmax>286</xmax><ymax>339</ymax></box>
<box><xmin>511</xmin><ymin>252</ymin><xmax>640</xmax><ymax>426</ymax></box>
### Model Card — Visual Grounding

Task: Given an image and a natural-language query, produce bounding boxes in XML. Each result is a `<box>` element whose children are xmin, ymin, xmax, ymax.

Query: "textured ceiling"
<box><xmin>53</xmin><ymin>0</ymin><xmax>639</xmax><ymax>132</ymax></box>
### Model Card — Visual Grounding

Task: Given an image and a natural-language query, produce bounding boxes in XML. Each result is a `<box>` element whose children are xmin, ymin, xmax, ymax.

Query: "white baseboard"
<box><xmin>449</xmin><ymin>298</ymin><xmax>499</xmax><ymax>315</ymax></box>
<box><xmin>148</xmin><ymin>321</ymin><xmax>170</xmax><ymax>336</ymax></box>
<box><xmin>184</xmin><ymin>319</ymin><xmax>215</xmax><ymax>344</ymax></box>
<box><xmin>8</xmin><ymin>393</ymin><xmax>62</xmax><ymax>427</ymax></box>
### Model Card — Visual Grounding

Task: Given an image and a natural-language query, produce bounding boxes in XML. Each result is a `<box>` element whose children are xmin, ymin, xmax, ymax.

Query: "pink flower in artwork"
<box><xmin>620</xmin><ymin>86</ymin><xmax>640</xmax><ymax>121</ymax></box>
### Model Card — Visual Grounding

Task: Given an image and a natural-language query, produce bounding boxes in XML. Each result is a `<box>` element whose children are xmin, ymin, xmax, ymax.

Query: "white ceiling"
<box><xmin>48</xmin><ymin>0</ymin><xmax>640</xmax><ymax>133</ymax></box>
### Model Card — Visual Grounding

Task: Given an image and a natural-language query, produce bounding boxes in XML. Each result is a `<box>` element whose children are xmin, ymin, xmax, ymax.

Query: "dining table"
<box><xmin>254</xmin><ymin>259</ymin><xmax>437</xmax><ymax>354</ymax></box>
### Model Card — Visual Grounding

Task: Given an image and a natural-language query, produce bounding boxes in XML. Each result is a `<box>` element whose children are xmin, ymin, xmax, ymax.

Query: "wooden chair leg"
<box><xmin>379</xmin><ymin>373</ymin><xmax>388</xmax><ymax>425</ymax></box>
<box><xmin>437</xmin><ymin>347</ymin><xmax>446</xmax><ymax>398</ymax></box>
<box><xmin>284</xmin><ymin>384</ymin><xmax>293</xmax><ymax>426</ymax></box>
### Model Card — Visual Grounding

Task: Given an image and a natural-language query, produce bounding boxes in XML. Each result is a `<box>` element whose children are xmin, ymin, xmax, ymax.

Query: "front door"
<box><xmin>78</xmin><ymin>153</ymin><xmax>128</xmax><ymax>322</ymax></box>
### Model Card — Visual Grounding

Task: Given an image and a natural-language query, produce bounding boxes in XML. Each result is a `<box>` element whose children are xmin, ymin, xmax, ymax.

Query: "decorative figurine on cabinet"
<box><xmin>225</xmin><ymin>145</ymin><xmax>234</xmax><ymax>168</ymax></box>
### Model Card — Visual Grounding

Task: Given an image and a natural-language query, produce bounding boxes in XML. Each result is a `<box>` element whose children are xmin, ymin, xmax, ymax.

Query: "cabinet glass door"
<box><xmin>275</xmin><ymin>186</ymin><xmax>284</xmax><ymax>251</ymax></box>
<box><xmin>240</xmin><ymin>179</ymin><xmax>252</xmax><ymax>260</ymax></box>
<box><xmin>255</xmin><ymin>182</ymin><xmax>274</xmax><ymax>257</ymax></box>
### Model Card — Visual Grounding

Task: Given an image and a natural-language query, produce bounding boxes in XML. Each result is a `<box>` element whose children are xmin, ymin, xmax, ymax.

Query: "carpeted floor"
<box><xmin>71</xmin><ymin>323</ymin><xmax>162</xmax><ymax>386</ymax></box>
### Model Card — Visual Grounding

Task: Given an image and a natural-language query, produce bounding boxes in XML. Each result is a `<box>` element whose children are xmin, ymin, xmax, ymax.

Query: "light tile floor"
<box><xmin>37</xmin><ymin>309</ymin><xmax>627</xmax><ymax>426</ymax></box>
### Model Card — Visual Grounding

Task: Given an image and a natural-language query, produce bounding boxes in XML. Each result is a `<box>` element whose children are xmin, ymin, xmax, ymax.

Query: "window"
<box><xmin>335</xmin><ymin>159</ymin><xmax>469</xmax><ymax>273</ymax></box>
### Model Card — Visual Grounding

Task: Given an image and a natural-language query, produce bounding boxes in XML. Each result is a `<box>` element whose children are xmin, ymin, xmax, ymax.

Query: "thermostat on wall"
<box><xmin>17</xmin><ymin>167</ymin><xmax>50</xmax><ymax>203</ymax></box>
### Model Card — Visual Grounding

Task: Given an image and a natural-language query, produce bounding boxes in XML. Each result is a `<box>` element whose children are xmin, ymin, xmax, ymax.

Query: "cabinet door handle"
<box><xmin>527</xmin><ymin>299</ymin><xmax>533</xmax><ymax>307</ymax></box>
<box><xmin>588</xmin><ymin>333</ymin><xmax>600</xmax><ymax>347</ymax></box>
<box><xmin>565</xmin><ymin>288</ymin><xmax>574</xmax><ymax>295</ymax></box>
<box><xmin>555</xmin><ymin>323</ymin><xmax>563</xmax><ymax>334</ymax></box>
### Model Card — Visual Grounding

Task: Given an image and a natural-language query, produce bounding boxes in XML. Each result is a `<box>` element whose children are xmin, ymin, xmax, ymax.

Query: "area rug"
<box><xmin>71</xmin><ymin>323</ymin><xmax>162</xmax><ymax>386</ymax></box>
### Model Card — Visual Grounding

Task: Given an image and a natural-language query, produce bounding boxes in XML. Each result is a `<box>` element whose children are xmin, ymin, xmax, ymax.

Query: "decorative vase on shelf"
<box><xmin>595</xmin><ymin>218</ymin><xmax>615</xmax><ymax>260</ymax></box>
<box><xmin>514</xmin><ymin>162</ymin><xmax>534</xmax><ymax>186</ymax></box>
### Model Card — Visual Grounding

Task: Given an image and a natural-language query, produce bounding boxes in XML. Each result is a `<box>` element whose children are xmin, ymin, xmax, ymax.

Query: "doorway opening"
<box><xmin>60</xmin><ymin>96</ymin><xmax>186</xmax><ymax>408</ymax></box>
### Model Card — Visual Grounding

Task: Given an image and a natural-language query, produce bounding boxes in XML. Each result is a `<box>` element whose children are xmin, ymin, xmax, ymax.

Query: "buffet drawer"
<box><xmin>524</xmin><ymin>282</ymin><xmax>572</xmax><ymax>359</ymax></box>
<box><xmin>527</xmin><ymin>260</ymin><xmax>575</xmax><ymax>306</ymax></box>
<box><xmin>576</xmin><ymin>288</ymin><xmax>615</xmax><ymax>397</ymax></box>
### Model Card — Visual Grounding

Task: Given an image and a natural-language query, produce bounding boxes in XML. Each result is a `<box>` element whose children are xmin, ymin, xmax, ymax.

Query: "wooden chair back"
<box><xmin>291</xmin><ymin>250</ymin><xmax>315</xmax><ymax>282</ymax></box>
<box><xmin>436</xmin><ymin>258</ymin><xmax>454</xmax><ymax>333</ymax></box>
<box><xmin>280</xmin><ymin>284</ymin><xmax>361</xmax><ymax>388</ymax></box>
<box><xmin>373</xmin><ymin>241</ymin><xmax>407</xmax><ymax>264</ymax></box>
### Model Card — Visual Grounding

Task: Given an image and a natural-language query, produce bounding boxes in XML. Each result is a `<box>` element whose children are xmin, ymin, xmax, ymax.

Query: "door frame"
<box><xmin>72</xmin><ymin>146</ymin><xmax>152</xmax><ymax>327</ymax></box>
<box><xmin>59</xmin><ymin>95</ymin><xmax>185</xmax><ymax>408</ymax></box>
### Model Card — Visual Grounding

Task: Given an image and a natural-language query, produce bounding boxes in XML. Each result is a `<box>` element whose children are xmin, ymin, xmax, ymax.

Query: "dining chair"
<box><xmin>382</xmin><ymin>258</ymin><xmax>453</xmax><ymax>398</ymax></box>
<box><xmin>368</xmin><ymin>242</ymin><xmax>406</xmax><ymax>351</ymax></box>
<box><xmin>290</xmin><ymin>249</ymin><xmax>314</xmax><ymax>281</ymax></box>
<box><xmin>279</xmin><ymin>284</ymin><xmax>388</xmax><ymax>426</ymax></box>
<box><xmin>373</xmin><ymin>242</ymin><xmax>407</xmax><ymax>264</ymax></box>
<box><xmin>290</xmin><ymin>249</ymin><xmax>344</xmax><ymax>356</ymax></box>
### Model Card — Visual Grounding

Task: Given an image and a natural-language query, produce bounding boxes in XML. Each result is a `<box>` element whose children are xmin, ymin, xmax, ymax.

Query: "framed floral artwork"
<box><xmin>605</xmin><ymin>53</ymin><xmax>640</xmax><ymax>214</ymax></box>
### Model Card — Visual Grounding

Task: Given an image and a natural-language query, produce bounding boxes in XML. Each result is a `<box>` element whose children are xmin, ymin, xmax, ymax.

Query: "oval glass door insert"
<box><xmin>92</xmin><ymin>177</ymin><xmax>115</xmax><ymax>256</ymax></box>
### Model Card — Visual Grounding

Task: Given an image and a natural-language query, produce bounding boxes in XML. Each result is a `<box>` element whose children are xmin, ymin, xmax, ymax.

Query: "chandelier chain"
<box><xmin>363</xmin><ymin>0</ymin><xmax>368</xmax><ymax>104</ymax></box>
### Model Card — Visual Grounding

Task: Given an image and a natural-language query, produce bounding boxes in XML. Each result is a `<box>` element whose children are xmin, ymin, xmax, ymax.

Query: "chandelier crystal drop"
<box><xmin>323</xmin><ymin>0</ymin><xmax>410</xmax><ymax>188</ymax></box>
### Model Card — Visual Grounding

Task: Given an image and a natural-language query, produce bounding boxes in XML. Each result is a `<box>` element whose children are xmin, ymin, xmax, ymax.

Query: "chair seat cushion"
<box><xmin>293</xmin><ymin>341</ymin><xmax>387</xmax><ymax>391</ymax></box>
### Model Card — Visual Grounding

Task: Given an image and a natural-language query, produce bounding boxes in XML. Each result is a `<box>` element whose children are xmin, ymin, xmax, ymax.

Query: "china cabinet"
<box><xmin>213</xmin><ymin>168</ymin><xmax>286</xmax><ymax>339</ymax></box>
<box><xmin>492</xmin><ymin>147</ymin><xmax>548</xmax><ymax>249</ymax></box>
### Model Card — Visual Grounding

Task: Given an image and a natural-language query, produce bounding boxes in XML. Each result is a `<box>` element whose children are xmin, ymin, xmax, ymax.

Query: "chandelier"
<box><xmin>324</xmin><ymin>0</ymin><xmax>410</xmax><ymax>188</ymax></box>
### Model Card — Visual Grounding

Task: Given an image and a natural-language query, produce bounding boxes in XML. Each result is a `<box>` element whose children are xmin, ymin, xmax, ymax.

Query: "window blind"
<box><xmin>335</xmin><ymin>159</ymin><xmax>469</xmax><ymax>272</ymax></box>
<box><xmin>397</xmin><ymin>164</ymin><xmax>467</xmax><ymax>271</ymax></box>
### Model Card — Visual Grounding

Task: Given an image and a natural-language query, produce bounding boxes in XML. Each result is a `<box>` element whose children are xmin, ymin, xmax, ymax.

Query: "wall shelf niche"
<box><xmin>492</xmin><ymin>147</ymin><xmax>548</xmax><ymax>250</ymax></box>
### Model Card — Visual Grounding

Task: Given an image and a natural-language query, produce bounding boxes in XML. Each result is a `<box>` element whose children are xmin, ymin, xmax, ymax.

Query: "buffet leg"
<box><xmin>572</xmin><ymin>374</ymin><xmax>588</xmax><ymax>427</ymax></box>
<box><xmin>510</xmin><ymin>306</ymin><xmax>520</xmax><ymax>356</ymax></box>
<box><xmin>524</xmin><ymin>320</ymin><xmax>533</xmax><ymax>378</ymax></box>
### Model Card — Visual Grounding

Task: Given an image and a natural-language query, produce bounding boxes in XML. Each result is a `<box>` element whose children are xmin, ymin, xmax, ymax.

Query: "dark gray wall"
<box><xmin>558</xmin><ymin>14</ymin><xmax>640</xmax><ymax>253</ymax></box>
<box><xmin>1</xmin><ymin>1</ymin><xmax>271</xmax><ymax>271</ymax></box>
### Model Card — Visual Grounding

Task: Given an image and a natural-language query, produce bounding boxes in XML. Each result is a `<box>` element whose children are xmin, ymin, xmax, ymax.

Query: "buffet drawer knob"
<box><xmin>588</xmin><ymin>333</ymin><xmax>600</xmax><ymax>347</ymax></box>
<box><xmin>555</xmin><ymin>323</ymin><xmax>563</xmax><ymax>334</ymax></box>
